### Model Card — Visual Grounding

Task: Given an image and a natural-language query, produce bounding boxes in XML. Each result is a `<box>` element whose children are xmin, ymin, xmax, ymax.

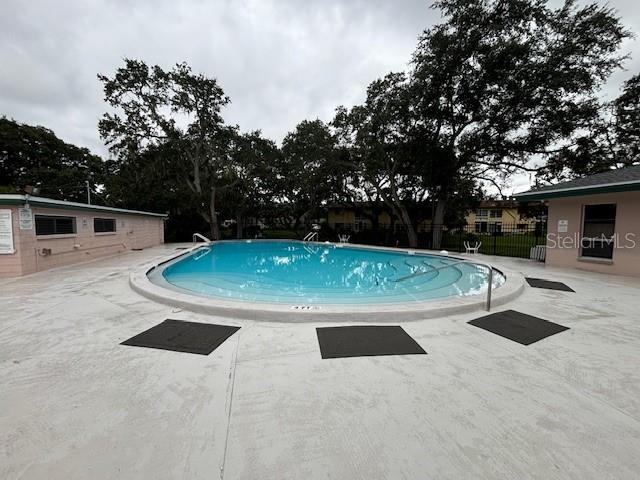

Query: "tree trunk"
<box><xmin>397</xmin><ymin>204</ymin><xmax>418</xmax><ymax>248</ymax></box>
<box><xmin>432</xmin><ymin>199</ymin><xmax>446</xmax><ymax>250</ymax></box>
<box><xmin>236</xmin><ymin>211</ymin><xmax>243</xmax><ymax>239</ymax></box>
<box><xmin>209</xmin><ymin>187</ymin><xmax>220</xmax><ymax>240</ymax></box>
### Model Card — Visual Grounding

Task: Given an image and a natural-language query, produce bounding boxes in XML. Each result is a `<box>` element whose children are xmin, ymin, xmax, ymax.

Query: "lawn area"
<box><xmin>263</xmin><ymin>229</ymin><xmax>300</xmax><ymax>240</ymax></box>
<box><xmin>441</xmin><ymin>233</ymin><xmax>546</xmax><ymax>258</ymax></box>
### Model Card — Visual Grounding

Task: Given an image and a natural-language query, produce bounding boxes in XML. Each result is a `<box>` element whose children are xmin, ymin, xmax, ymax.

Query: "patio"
<box><xmin>1</xmin><ymin>244</ymin><xmax>640</xmax><ymax>479</ymax></box>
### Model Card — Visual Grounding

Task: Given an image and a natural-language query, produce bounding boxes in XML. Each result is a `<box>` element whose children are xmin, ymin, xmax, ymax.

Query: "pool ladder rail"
<box><xmin>303</xmin><ymin>231</ymin><xmax>318</xmax><ymax>242</ymax></box>
<box><xmin>393</xmin><ymin>257</ymin><xmax>495</xmax><ymax>312</ymax></box>
<box><xmin>192</xmin><ymin>233</ymin><xmax>211</xmax><ymax>244</ymax></box>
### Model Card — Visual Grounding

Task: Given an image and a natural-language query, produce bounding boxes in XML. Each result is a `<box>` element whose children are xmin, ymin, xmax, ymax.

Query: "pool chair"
<box><xmin>338</xmin><ymin>234</ymin><xmax>350</xmax><ymax>243</ymax></box>
<box><xmin>464</xmin><ymin>241</ymin><xmax>481</xmax><ymax>254</ymax></box>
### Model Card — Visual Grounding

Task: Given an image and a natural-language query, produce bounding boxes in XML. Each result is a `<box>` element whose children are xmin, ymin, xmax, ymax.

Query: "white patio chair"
<box><xmin>338</xmin><ymin>234</ymin><xmax>350</xmax><ymax>243</ymax></box>
<box><xmin>464</xmin><ymin>241</ymin><xmax>481</xmax><ymax>254</ymax></box>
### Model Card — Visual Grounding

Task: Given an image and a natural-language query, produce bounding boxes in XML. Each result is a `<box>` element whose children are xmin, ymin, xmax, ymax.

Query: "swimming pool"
<box><xmin>148</xmin><ymin>240</ymin><xmax>505</xmax><ymax>305</ymax></box>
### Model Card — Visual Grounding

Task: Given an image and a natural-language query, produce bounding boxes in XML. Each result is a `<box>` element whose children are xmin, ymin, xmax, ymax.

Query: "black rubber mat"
<box><xmin>121</xmin><ymin>319</ymin><xmax>240</xmax><ymax>355</ymax></box>
<box><xmin>316</xmin><ymin>326</ymin><xmax>427</xmax><ymax>359</ymax></box>
<box><xmin>468</xmin><ymin>310</ymin><xmax>569</xmax><ymax>345</ymax></box>
<box><xmin>525</xmin><ymin>277</ymin><xmax>575</xmax><ymax>292</ymax></box>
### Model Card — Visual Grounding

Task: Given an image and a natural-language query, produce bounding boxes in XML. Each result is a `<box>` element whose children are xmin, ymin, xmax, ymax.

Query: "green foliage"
<box><xmin>99</xmin><ymin>59</ymin><xmax>233</xmax><ymax>238</ymax></box>
<box><xmin>3</xmin><ymin>0</ymin><xmax>634</xmax><ymax>247</ymax></box>
<box><xmin>540</xmin><ymin>72</ymin><xmax>640</xmax><ymax>181</ymax></box>
<box><xmin>0</xmin><ymin>117</ymin><xmax>107</xmax><ymax>202</ymax></box>
<box><xmin>334</xmin><ymin>0</ymin><xmax>629</xmax><ymax>247</ymax></box>
<box><xmin>280</xmin><ymin>119</ymin><xmax>343</xmax><ymax>226</ymax></box>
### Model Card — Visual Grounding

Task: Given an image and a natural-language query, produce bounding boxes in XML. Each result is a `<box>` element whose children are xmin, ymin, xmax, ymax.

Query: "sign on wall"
<box><xmin>0</xmin><ymin>209</ymin><xmax>15</xmax><ymax>254</ymax></box>
<box><xmin>557</xmin><ymin>219</ymin><xmax>568</xmax><ymax>233</ymax></box>
<box><xmin>19</xmin><ymin>207</ymin><xmax>33</xmax><ymax>230</ymax></box>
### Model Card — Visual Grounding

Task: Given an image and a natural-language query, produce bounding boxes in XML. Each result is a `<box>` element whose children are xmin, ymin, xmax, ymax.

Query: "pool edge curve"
<box><xmin>129</xmin><ymin>241</ymin><xmax>525</xmax><ymax>322</ymax></box>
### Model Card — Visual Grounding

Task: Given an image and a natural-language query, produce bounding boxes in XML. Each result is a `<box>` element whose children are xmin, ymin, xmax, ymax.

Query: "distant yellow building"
<box><xmin>326</xmin><ymin>199</ymin><xmax>542</xmax><ymax>233</ymax></box>
<box><xmin>465</xmin><ymin>200</ymin><xmax>538</xmax><ymax>233</ymax></box>
<box><xmin>327</xmin><ymin>204</ymin><xmax>394</xmax><ymax>231</ymax></box>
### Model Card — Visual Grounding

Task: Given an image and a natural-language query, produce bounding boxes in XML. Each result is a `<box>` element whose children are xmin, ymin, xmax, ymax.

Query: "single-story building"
<box><xmin>515</xmin><ymin>165</ymin><xmax>640</xmax><ymax>276</ymax></box>
<box><xmin>0</xmin><ymin>194</ymin><xmax>166</xmax><ymax>277</ymax></box>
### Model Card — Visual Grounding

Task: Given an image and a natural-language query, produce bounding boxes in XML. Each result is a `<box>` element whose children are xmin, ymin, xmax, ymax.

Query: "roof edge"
<box><xmin>515</xmin><ymin>181</ymin><xmax>640</xmax><ymax>200</ymax></box>
<box><xmin>0</xmin><ymin>194</ymin><xmax>168</xmax><ymax>217</ymax></box>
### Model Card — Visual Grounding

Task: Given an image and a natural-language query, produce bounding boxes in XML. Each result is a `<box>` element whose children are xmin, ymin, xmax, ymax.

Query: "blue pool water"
<box><xmin>155</xmin><ymin>241</ymin><xmax>505</xmax><ymax>305</ymax></box>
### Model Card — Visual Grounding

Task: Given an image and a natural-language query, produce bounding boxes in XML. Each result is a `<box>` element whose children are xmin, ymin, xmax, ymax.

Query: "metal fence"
<box><xmin>312</xmin><ymin>222</ymin><xmax>548</xmax><ymax>259</ymax></box>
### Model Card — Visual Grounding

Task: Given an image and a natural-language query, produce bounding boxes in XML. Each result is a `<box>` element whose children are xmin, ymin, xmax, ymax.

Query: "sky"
<box><xmin>1</xmin><ymin>0</ymin><xmax>639</xmax><ymax>194</ymax></box>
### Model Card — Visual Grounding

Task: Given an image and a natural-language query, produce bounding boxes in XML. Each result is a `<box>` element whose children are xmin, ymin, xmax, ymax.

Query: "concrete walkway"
<box><xmin>1</xmin><ymin>244</ymin><xmax>640</xmax><ymax>479</ymax></box>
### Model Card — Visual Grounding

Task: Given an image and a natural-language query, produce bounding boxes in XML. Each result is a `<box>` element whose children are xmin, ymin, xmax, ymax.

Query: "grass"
<box><xmin>441</xmin><ymin>233</ymin><xmax>546</xmax><ymax>257</ymax></box>
<box><xmin>263</xmin><ymin>229</ymin><xmax>300</xmax><ymax>239</ymax></box>
<box><xmin>257</xmin><ymin>228</ymin><xmax>546</xmax><ymax>259</ymax></box>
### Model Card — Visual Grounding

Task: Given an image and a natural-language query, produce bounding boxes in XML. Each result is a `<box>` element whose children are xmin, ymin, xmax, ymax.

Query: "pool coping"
<box><xmin>129</xmin><ymin>240</ymin><xmax>526</xmax><ymax>322</ymax></box>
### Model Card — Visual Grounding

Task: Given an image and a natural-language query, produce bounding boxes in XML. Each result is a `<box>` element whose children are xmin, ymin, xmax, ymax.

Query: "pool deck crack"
<box><xmin>219</xmin><ymin>324</ymin><xmax>244</xmax><ymax>479</ymax></box>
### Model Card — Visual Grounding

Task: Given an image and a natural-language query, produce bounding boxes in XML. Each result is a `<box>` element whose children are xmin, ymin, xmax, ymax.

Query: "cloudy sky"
<box><xmin>1</xmin><ymin>0</ymin><xmax>639</xmax><ymax>193</ymax></box>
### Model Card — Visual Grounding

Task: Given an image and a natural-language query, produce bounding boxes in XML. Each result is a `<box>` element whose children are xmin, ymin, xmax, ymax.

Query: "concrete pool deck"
<box><xmin>1</xmin><ymin>243</ymin><xmax>640</xmax><ymax>479</ymax></box>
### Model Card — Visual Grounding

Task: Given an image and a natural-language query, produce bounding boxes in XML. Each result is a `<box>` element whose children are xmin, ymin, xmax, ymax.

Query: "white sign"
<box><xmin>0</xmin><ymin>209</ymin><xmax>15</xmax><ymax>254</ymax></box>
<box><xmin>558</xmin><ymin>219</ymin><xmax>568</xmax><ymax>233</ymax></box>
<box><xmin>19</xmin><ymin>207</ymin><xmax>33</xmax><ymax>230</ymax></box>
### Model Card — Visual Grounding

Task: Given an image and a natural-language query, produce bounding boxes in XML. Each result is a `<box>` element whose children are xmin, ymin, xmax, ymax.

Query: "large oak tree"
<box><xmin>335</xmin><ymin>0</ymin><xmax>629</xmax><ymax>247</ymax></box>
<box><xmin>98</xmin><ymin>59</ymin><xmax>232</xmax><ymax>239</ymax></box>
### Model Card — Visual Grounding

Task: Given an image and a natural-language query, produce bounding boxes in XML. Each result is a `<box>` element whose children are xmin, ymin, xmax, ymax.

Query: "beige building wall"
<box><xmin>546</xmin><ymin>191</ymin><xmax>640</xmax><ymax>276</ymax></box>
<box><xmin>465</xmin><ymin>207</ymin><xmax>537</xmax><ymax>226</ymax></box>
<box><xmin>327</xmin><ymin>210</ymin><xmax>393</xmax><ymax>228</ymax></box>
<box><xmin>0</xmin><ymin>206</ymin><xmax>164</xmax><ymax>278</ymax></box>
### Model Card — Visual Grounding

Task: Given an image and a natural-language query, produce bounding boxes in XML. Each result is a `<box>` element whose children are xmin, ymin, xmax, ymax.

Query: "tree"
<box><xmin>540</xmin><ymin>72</ymin><xmax>640</xmax><ymax>181</ymax></box>
<box><xmin>102</xmin><ymin>142</ymin><xmax>207</xmax><ymax>241</ymax></box>
<box><xmin>408</xmin><ymin>0</ymin><xmax>629</xmax><ymax>246</ymax></box>
<box><xmin>98</xmin><ymin>59</ymin><xmax>232</xmax><ymax>239</ymax></box>
<box><xmin>333</xmin><ymin>73</ymin><xmax>429</xmax><ymax>247</ymax></box>
<box><xmin>614</xmin><ymin>73</ymin><xmax>640</xmax><ymax>164</ymax></box>
<box><xmin>0</xmin><ymin>117</ymin><xmax>106</xmax><ymax>201</ymax></box>
<box><xmin>336</xmin><ymin>0</ymin><xmax>629</xmax><ymax>248</ymax></box>
<box><xmin>221</xmin><ymin>131</ymin><xmax>280</xmax><ymax>238</ymax></box>
<box><xmin>280</xmin><ymin>119</ymin><xmax>343</xmax><ymax>230</ymax></box>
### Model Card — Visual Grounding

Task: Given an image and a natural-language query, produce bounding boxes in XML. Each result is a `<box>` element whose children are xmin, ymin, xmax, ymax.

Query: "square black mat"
<box><xmin>121</xmin><ymin>319</ymin><xmax>240</xmax><ymax>355</ymax></box>
<box><xmin>468</xmin><ymin>310</ymin><xmax>569</xmax><ymax>345</ymax></box>
<box><xmin>316</xmin><ymin>326</ymin><xmax>427</xmax><ymax>359</ymax></box>
<box><xmin>525</xmin><ymin>277</ymin><xmax>575</xmax><ymax>292</ymax></box>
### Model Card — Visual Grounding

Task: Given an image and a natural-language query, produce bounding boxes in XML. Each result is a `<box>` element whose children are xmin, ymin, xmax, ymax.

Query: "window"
<box><xmin>354</xmin><ymin>215</ymin><xmax>370</xmax><ymax>232</ymax></box>
<box><xmin>581</xmin><ymin>204</ymin><xmax>616</xmax><ymax>259</ymax></box>
<box><xmin>475</xmin><ymin>221</ymin><xmax>488</xmax><ymax>233</ymax></box>
<box><xmin>488</xmin><ymin>222</ymin><xmax>502</xmax><ymax>234</ymax></box>
<box><xmin>489</xmin><ymin>209</ymin><xmax>502</xmax><ymax>218</ymax></box>
<box><xmin>94</xmin><ymin>218</ymin><xmax>116</xmax><ymax>233</ymax></box>
<box><xmin>476</xmin><ymin>209</ymin><xmax>488</xmax><ymax>217</ymax></box>
<box><xmin>35</xmin><ymin>215</ymin><xmax>76</xmax><ymax>236</ymax></box>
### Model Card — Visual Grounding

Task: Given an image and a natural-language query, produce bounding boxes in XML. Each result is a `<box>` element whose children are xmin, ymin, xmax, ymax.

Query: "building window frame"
<box><xmin>94</xmin><ymin>217</ymin><xmax>117</xmax><ymax>233</ymax></box>
<box><xmin>580</xmin><ymin>203</ymin><xmax>616</xmax><ymax>260</ymax></box>
<box><xmin>35</xmin><ymin>215</ymin><xmax>77</xmax><ymax>236</ymax></box>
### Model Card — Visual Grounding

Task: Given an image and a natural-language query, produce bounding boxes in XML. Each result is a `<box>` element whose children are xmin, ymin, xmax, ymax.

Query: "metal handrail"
<box><xmin>192</xmin><ymin>233</ymin><xmax>211</xmax><ymax>244</ymax></box>
<box><xmin>303</xmin><ymin>231</ymin><xmax>318</xmax><ymax>242</ymax></box>
<box><xmin>394</xmin><ymin>256</ymin><xmax>495</xmax><ymax>311</ymax></box>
